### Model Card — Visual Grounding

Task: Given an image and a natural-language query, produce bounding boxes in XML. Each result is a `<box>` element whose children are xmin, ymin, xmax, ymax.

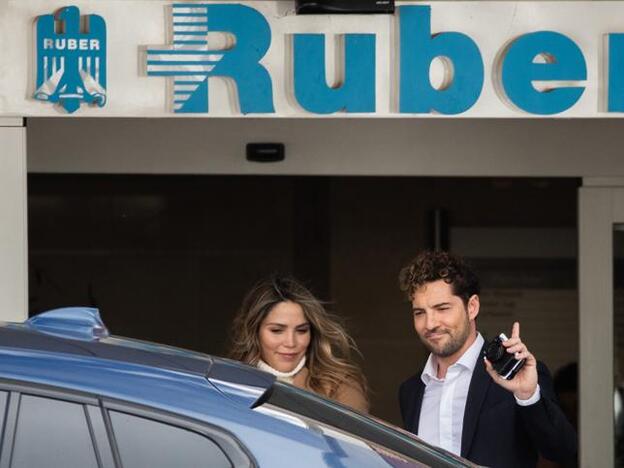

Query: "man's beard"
<box><xmin>420</xmin><ymin>317</ymin><xmax>471</xmax><ymax>358</ymax></box>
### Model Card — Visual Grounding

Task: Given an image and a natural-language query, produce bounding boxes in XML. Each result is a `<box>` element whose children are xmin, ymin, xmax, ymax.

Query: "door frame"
<box><xmin>579</xmin><ymin>178</ymin><xmax>624</xmax><ymax>466</ymax></box>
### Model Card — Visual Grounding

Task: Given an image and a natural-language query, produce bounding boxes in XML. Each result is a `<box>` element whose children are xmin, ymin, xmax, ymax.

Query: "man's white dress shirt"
<box><xmin>417</xmin><ymin>333</ymin><xmax>541</xmax><ymax>456</ymax></box>
<box><xmin>417</xmin><ymin>334</ymin><xmax>485</xmax><ymax>455</ymax></box>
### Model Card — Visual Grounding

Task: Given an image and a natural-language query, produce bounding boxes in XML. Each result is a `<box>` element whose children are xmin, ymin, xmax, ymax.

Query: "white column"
<box><xmin>0</xmin><ymin>118</ymin><xmax>27</xmax><ymax>322</ymax></box>
<box><xmin>579</xmin><ymin>185</ymin><xmax>613</xmax><ymax>467</ymax></box>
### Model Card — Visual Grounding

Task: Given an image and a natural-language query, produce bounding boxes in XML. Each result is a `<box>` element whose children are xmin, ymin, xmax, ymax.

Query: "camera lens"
<box><xmin>485</xmin><ymin>340</ymin><xmax>505</xmax><ymax>362</ymax></box>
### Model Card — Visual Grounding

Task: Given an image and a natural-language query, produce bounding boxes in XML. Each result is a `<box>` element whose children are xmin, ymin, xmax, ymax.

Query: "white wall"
<box><xmin>2</xmin><ymin>1</ymin><xmax>623</xmax><ymax>118</ymax></box>
<box><xmin>27</xmin><ymin>118</ymin><xmax>624</xmax><ymax>177</ymax></box>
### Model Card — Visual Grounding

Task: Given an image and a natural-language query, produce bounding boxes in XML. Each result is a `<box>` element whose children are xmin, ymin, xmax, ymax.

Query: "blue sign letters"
<box><xmin>294</xmin><ymin>34</ymin><xmax>376</xmax><ymax>114</ymax></box>
<box><xmin>609</xmin><ymin>34</ymin><xmax>624</xmax><ymax>112</ymax></box>
<box><xmin>399</xmin><ymin>6</ymin><xmax>484</xmax><ymax>115</ymax></box>
<box><xmin>146</xmin><ymin>3</ymin><xmax>274</xmax><ymax>114</ymax></box>
<box><xmin>137</xmin><ymin>3</ymin><xmax>624</xmax><ymax>116</ymax></box>
<box><xmin>501</xmin><ymin>31</ymin><xmax>587</xmax><ymax>115</ymax></box>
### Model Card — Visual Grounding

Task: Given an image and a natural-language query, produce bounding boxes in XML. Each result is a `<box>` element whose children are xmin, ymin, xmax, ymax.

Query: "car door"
<box><xmin>0</xmin><ymin>382</ymin><xmax>253</xmax><ymax>468</ymax></box>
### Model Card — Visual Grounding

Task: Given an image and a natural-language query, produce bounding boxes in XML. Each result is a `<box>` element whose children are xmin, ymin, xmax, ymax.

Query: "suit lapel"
<box><xmin>410</xmin><ymin>381</ymin><xmax>426</xmax><ymax>434</ymax></box>
<box><xmin>461</xmin><ymin>349</ymin><xmax>491</xmax><ymax>458</ymax></box>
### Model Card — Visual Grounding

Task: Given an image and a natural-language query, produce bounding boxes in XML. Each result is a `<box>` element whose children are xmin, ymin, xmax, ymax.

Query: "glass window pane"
<box><xmin>262</xmin><ymin>381</ymin><xmax>463</xmax><ymax>466</ymax></box>
<box><xmin>110</xmin><ymin>411</ymin><xmax>231</xmax><ymax>468</ymax></box>
<box><xmin>11</xmin><ymin>395</ymin><xmax>98</xmax><ymax>468</ymax></box>
<box><xmin>0</xmin><ymin>391</ymin><xmax>9</xmax><ymax>440</ymax></box>
<box><xmin>615</xmin><ymin>226</ymin><xmax>624</xmax><ymax>467</ymax></box>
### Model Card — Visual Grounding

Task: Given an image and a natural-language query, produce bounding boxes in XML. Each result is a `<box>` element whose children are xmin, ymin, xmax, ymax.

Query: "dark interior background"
<box><xmin>27</xmin><ymin>175</ymin><xmax>580</xmax><ymax>424</ymax></box>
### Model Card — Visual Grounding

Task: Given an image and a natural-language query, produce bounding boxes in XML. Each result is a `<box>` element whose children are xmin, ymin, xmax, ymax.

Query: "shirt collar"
<box><xmin>420</xmin><ymin>333</ymin><xmax>484</xmax><ymax>385</ymax></box>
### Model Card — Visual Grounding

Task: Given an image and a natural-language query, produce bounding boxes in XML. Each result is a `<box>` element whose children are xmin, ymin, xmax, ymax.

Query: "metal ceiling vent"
<box><xmin>27</xmin><ymin>307</ymin><xmax>110</xmax><ymax>341</ymax></box>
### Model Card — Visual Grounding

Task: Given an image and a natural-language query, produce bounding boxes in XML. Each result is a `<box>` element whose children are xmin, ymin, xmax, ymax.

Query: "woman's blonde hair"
<box><xmin>228</xmin><ymin>276</ymin><xmax>368</xmax><ymax>401</ymax></box>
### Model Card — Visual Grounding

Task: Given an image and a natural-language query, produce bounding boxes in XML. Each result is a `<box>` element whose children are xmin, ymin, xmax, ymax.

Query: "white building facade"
<box><xmin>1</xmin><ymin>1</ymin><xmax>623</xmax><ymax>464</ymax></box>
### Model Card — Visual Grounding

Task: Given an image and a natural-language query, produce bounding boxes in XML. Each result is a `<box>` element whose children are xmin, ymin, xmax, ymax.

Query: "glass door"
<box><xmin>615</xmin><ymin>226</ymin><xmax>624</xmax><ymax>466</ymax></box>
<box><xmin>579</xmin><ymin>183</ymin><xmax>624</xmax><ymax>467</ymax></box>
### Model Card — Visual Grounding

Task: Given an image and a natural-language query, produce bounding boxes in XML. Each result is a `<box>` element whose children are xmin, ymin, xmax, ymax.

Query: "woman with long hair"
<box><xmin>228</xmin><ymin>276</ymin><xmax>369</xmax><ymax>413</ymax></box>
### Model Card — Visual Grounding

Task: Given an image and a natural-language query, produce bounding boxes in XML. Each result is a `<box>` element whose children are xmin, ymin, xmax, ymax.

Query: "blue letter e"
<box><xmin>501</xmin><ymin>32</ymin><xmax>586</xmax><ymax>115</ymax></box>
<box><xmin>399</xmin><ymin>6</ymin><xmax>484</xmax><ymax>115</ymax></box>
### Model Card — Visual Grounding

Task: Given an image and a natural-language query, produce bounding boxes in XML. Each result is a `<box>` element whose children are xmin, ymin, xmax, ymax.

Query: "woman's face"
<box><xmin>258</xmin><ymin>301</ymin><xmax>311</xmax><ymax>372</ymax></box>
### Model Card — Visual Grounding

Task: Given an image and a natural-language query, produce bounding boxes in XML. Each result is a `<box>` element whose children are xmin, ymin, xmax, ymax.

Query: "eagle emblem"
<box><xmin>34</xmin><ymin>6</ymin><xmax>107</xmax><ymax>114</ymax></box>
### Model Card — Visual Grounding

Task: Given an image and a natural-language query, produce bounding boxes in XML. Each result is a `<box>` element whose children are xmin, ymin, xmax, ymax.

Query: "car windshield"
<box><xmin>254</xmin><ymin>382</ymin><xmax>479</xmax><ymax>468</ymax></box>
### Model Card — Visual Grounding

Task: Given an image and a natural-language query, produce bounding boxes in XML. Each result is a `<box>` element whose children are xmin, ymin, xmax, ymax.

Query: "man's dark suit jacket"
<box><xmin>399</xmin><ymin>356</ymin><xmax>577</xmax><ymax>468</ymax></box>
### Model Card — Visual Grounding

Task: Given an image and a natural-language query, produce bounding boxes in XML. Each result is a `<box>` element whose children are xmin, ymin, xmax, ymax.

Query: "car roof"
<box><xmin>0</xmin><ymin>308</ymin><xmax>274</xmax><ymax>413</ymax></box>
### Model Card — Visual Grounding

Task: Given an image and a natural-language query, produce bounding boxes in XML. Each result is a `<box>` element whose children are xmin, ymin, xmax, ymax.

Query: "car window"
<box><xmin>11</xmin><ymin>395</ymin><xmax>99</xmax><ymax>468</ymax></box>
<box><xmin>109</xmin><ymin>411</ymin><xmax>232</xmax><ymax>468</ymax></box>
<box><xmin>0</xmin><ymin>391</ymin><xmax>8</xmax><ymax>437</ymax></box>
<box><xmin>256</xmin><ymin>382</ymin><xmax>476</xmax><ymax>467</ymax></box>
<box><xmin>256</xmin><ymin>403</ymin><xmax>430</xmax><ymax>467</ymax></box>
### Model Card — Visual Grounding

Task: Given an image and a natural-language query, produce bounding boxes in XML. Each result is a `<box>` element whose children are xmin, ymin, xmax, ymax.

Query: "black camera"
<box><xmin>483</xmin><ymin>333</ymin><xmax>525</xmax><ymax>380</ymax></box>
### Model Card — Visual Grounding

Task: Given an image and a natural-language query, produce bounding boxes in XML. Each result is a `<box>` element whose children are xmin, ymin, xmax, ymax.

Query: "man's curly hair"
<box><xmin>399</xmin><ymin>250</ymin><xmax>480</xmax><ymax>304</ymax></box>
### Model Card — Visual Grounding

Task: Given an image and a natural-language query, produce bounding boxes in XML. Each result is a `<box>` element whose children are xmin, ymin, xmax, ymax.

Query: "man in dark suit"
<box><xmin>398</xmin><ymin>251</ymin><xmax>577</xmax><ymax>467</ymax></box>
